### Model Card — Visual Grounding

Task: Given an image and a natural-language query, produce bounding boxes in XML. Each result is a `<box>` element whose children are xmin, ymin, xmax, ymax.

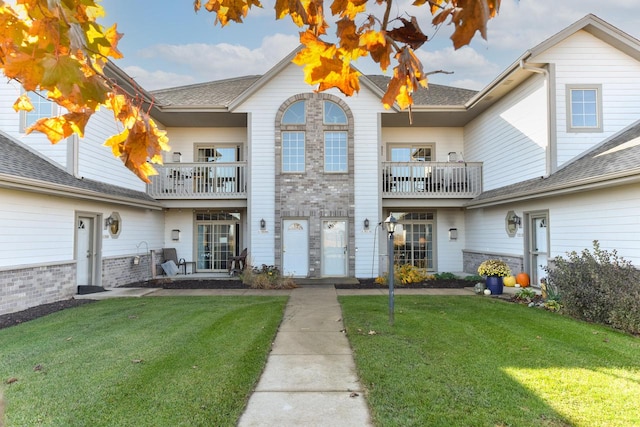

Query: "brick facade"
<box><xmin>101</xmin><ymin>254</ymin><xmax>153</xmax><ymax>288</ymax></box>
<box><xmin>462</xmin><ymin>250</ymin><xmax>524</xmax><ymax>276</ymax></box>
<box><xmin>0</xmin><ymin>262</ymin><xmax>75</xmax><ymax>315</ymax></box>
<box><xmin>274</xmin><ymin>93</ymin><xmax>355</xmax><ymax>278</ymax></box>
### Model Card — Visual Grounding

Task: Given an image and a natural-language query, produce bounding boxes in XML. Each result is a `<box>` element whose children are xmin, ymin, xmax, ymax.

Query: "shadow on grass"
<box><xmin>339</xmin><ymin>295</ymin><xmax>640</xmax><ymax>427</ymax></box>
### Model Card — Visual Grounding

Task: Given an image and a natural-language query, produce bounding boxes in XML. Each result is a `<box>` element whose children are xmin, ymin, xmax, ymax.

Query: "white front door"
<box><xmin>528</xmin><ymin>212</ymin><xmax>549</xmax><ymax>287</ymax></box>
<box><xmin>321</xmin><ymin>219</ymin><xmax>348</xmax><ymax>277</ymax></box>
<box><xmin>283</xmin><ymin>219</ymin><xmax>309</xmax><ymax>277</ymax></box>
<box><xmin>76</xmin><ymin>216</ymin><xmax>95</xmax><ymax>286</ymax></box>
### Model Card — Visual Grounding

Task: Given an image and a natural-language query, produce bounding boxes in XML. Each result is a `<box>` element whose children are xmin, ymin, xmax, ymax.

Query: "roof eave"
<box><xmin>0</xmin><ymin>174</ymin><xmax>163</xmax><ymax>210</ymax></box>
<box><xmin>465</xmin><ymin>172</ymin><xmax>640</xmax><ymax>209</ymax></box>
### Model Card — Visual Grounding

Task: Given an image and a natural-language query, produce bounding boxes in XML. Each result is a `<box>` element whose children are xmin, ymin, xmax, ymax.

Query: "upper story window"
<box><xmin>324</xmin><ymin>132</ymin><xmax>347</xmax><ymax>172</ymax></box>
<box><xmin>389</xmin><ymin>145</ymin><xmax>433</xmax><ymax>162</ymax></box>
<box><xmin>566</xmin><ymin>84</ymin><xmax>602</xmax><ymax>132</ymax></box>
<box><xmin>282</xmin><ymin>131</ymin><xmax>305</xmax><ymax>172</ymax></box>
<box><xmin>21</xmin><ymin>90</ymin><xmax>55</xmax><ymax>132</ymax></box>
<box><xmin>324</xmin><ymin>101</ymin><xmax>347</xmax><ymax>124</ymax></box>
<box><xmin>196</xmin><ymin>145</ymin><xmax>239</xmax><ymax>162</ymax></box>
<box><xmin>282</xmin><ymin>101</ymin><xmax>306</xmax><ymax>124</ymax></box>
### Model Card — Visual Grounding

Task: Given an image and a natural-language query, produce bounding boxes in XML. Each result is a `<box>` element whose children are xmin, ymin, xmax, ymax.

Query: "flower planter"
<box><xmin>485</xmin><ymin>276</ymin><xmax>503</xmax><ymax>295</ymax></box>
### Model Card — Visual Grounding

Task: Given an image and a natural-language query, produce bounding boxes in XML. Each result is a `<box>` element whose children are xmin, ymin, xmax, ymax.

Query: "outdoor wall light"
<box><xmin>171</xmin><ymin>229</ymin><xmax>180</xmax><ymax>241</ymax></box>
<box><xmin>449</xmin><ymin>228</ymin><xmax>458</xmax><ymax>241</ymax></box>
<box><xmin>364</xmin><ymin>218</ymin><xmax>370</xmax><ymax>230</ymax></box>
<box><xmin>172</xmin><ymin>152</ymin><xmax>182</xmax><ymax>162</ymax></box>
<box><xmin>260</xmin><ymin>219</ymin><xmax>266</xmax><ymax>230</ymax></box>
<box><xmin>384</xmin><ymin>213</ymin><xmax>398</xmax><ymax>325</ymax></box>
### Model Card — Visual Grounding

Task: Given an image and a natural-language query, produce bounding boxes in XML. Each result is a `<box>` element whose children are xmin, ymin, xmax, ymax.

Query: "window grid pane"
<box><xmin>25</xmin><ymin>91</ymin><xmax>53</xmax><ymax>127</ymax></box>
<box><xmin>571</xmin><ymin>89</ymin><xmax>598</xmax><ymax>128</ymax></box>
<box><xmin>283</xmin><ymin>132</ymin><xmax>305</xmax><ymax>172</ymax></box>
<box><xmin>324</xmin><ymin>132</ymin><xmax>347</xmax><ymax>172</ymax></box>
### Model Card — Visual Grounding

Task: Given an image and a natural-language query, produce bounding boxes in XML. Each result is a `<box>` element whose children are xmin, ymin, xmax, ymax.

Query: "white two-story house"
<box><xmin>1</xmin><ymin>14</ymin><xmax>639</xmax><ymax>315</ymax></box>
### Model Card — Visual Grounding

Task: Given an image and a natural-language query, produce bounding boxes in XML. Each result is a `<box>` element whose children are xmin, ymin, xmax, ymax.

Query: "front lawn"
<box><xmin>340</xmin><ymin>295</ymin><xmax>640</xmax><ymax>427</ymax></box>
<box><xmin>0</xmin><ymin>296</ymin><xmax>287</xmax><ymax>426</ymax></box>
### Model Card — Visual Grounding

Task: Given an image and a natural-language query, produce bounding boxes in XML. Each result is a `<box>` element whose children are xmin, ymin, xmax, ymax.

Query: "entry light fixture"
<box><xmin>364</xmin><ymin>218</ymin><xmax>370</xmax><ymax>230</ymax></box>
<box><xmin>449</xmin><ymin>228</ymin><xmax>458</xmax><ymax>241</ymax></box>
<box><xmin>260</xmin><ymin>219</ymin><xmax>266</xmax><ymax>231</ymax></box>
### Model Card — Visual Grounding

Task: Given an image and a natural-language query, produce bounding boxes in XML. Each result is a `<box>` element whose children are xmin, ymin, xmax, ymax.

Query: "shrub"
<box><xmin>433</xmin><ymin>272</ymin><xmax>458</xmax><ymax>280</ymax></box>
<box><xmin>241</xmin><ymin>264</ymin><xmax>297</xmax><ymax>289</ymax></box>
<box><xmin>375</xmin><ymin>264</ymin><xmax>432</xmax><ymax>285</ymax></box>
<box><xmin>477</xmin><ymin>259</ymin><xmax>511</xmax><ymax>277</ymax></box>
<box><xmin>545</xmin><ymin>241</ymin><xmax>640</xmax><ymax>335</ymax></box>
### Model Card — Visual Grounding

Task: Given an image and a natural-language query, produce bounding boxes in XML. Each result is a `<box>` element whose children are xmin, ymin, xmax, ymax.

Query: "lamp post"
<box><xmin>384</xmin><ymin>214</ymin><xmax>397</xmax><ymax>325</ymax></box>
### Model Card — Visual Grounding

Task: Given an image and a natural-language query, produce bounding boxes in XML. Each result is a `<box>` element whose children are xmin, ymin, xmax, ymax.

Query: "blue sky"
<box><xmin>99</xmin><ymin>0</ymin><xmax>639</xmax><ymax>91</ymax></box>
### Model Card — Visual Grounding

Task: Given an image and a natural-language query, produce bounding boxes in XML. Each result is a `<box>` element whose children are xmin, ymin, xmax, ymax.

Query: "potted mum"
<box><xmin>477</xmin><ymin>259</ymin><xmax>511</xmax><ymax>295</ymax></box>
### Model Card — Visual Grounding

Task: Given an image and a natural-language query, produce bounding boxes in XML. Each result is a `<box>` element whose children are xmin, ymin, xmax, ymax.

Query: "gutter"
<box><xmin>0</xmin><ymin>174</ymin><xmax>163</xmax><ymax>211</ymax></box>
<box><xmin>519</xmin><ymin>60</ymin><xmax>555</xmax><ymax>177</ymax></box>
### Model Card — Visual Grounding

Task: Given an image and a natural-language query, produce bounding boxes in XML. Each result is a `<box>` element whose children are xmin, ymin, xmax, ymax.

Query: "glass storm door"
<box><xmin>196</xmin><ymin>222</ymin><xmax>236</xmax><ymax>272</ymax></box>
<box><xmin>321</xmin><ymin>220</ymin><xmax>348</xmax><ymax>277</ymax></box>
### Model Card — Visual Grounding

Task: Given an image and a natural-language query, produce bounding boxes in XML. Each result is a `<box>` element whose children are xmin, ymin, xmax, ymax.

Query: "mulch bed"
<box><xmin>0</xmin><ymin>278</ymin><xmax>474</xmax><ymax>330</ymax></box>
<box><xmin>0</xmin><ymin>299</ymin><xmax>96</xmax><ymax>331</ymax></box>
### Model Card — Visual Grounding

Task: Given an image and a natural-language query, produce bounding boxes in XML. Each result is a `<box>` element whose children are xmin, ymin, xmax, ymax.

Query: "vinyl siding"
<box><xmin>77</xmin><ymin>107</ymin><xmax>147</xmax><ymax>191</ymax></box>
<box><xmin>532</xmin><ymin>30</ymin><xmax>640</xmax><ymax>167</ymax></box>
<box><xmin>464</xmin><ymin>73</ymin><xmax>548</xmax><ymax>191</ymax></box>
<box><xmin>0</xmin><ymin>188</ymin><xmax>164</xmax><ymax>268</ymax></box>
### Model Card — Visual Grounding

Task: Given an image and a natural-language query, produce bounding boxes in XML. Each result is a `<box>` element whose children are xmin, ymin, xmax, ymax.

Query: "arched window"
<box><xmin>282</xmin><ymin>101</ymin><xmax>306</xmax><ymax>124</ymax></box>
<box><xmin>323</xmin><ymin>101</ymin><xmax>347</xmax><ymax>124</ymax></box>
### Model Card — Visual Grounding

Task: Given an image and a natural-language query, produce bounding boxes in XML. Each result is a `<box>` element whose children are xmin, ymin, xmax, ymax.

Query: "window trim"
<box><xmin>324</xmin><ymin>131</ymin><xmax>348</xmax><ymax>173</ymax></box>
<box><xmin>566</xmin><ymin>84</ymin><xmax>603</xmax><ymax>133</ymax></box>
<box><xmin>282</xmin><ymin>131</ymin><xmax>306</xmax><ymax>173</ymax></box>
<box><xmin>20</xmin><ymin>90</ymin><xmax>56</xmax><ymax>133</ymax></box>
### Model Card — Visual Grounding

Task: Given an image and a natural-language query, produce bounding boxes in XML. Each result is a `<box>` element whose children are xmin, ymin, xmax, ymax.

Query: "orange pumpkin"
<box><xmin>516</xmin><ymin>272</ymin><xmax>530</xmax><ymax>287</ymax></box>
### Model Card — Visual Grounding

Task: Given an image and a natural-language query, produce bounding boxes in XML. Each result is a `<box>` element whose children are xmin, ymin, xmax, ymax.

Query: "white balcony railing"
<box><xmin>382</xmin><ymin>161</ymin><xmax>482</xmax><ymax>197</ymax></box>
<box><xmin>147</xmin><ymin>163</ymin><xmax>247</xmax><ymax>199</ymax></box>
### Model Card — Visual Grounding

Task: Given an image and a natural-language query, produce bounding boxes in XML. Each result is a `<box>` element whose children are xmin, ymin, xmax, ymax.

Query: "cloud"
<box><xmin>122</xmin><ymin>66</ymin><xmax>197</xmax><ymax>91</ymax></box>
<box><xmin>416</xmin><ymin>46</ymin><xmax>502</xmax><ymax>90</ymax></box>
<box><xmin>132</xmin><ymin>33</ymin><xmax>300</xmax><ymax>89</ymax></box>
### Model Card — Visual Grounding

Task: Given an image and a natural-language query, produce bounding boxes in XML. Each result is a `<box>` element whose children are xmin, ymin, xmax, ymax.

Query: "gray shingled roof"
<box><xmin>468</xmin><ymin>120</ymin><xmax>640</xmax><ymax>206</ymax></box>
<box><xmin>151</xmin><ymin>74</ymin><xmax>477</xmax><ymax>108</ymax></box>
<box><xmin>0</xmin><ymin>133</ymin><xmax>159</xmax><ymax>205</ymax></box>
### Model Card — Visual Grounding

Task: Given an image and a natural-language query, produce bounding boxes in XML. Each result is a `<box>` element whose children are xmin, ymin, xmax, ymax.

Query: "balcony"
<box><xmin>147</xmin><ymin>163</ymin><xmax>247</xmax><ymax>199</ymax></box>
<box><xmin>382</xmin><ymin>161</ymin><xmax>482</xmax><ymax>198</ymax></box>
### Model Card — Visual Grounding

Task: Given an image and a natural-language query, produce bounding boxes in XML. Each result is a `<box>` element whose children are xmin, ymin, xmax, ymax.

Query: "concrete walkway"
<box><xmin>237</xmin><ymin>284</ymin><xmax>372</xmax><ymax>426</ymax></box>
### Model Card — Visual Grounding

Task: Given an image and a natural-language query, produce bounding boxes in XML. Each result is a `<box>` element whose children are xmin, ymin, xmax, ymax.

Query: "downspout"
<box><xmin>519</xmin><ymin>60</ymin><xmax>556</xmax><ymax>177</ymax></box>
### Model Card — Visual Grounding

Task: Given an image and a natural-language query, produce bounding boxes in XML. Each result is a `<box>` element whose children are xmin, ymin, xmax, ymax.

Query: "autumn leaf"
<box><xmin>361</xmin><ymin>29</ymin><xmax>392</xmax><ymax>70</ymax></box>
<box><xmin>330</xmin><ymin>0</ymin><xmax>368</xmax><ymax>20</ymax></box>
<box><xmin>432</xmin><ymin>0</ymin><xmax>500</xmax><ymax>49</ymax></box>
<box><xmin>13</xmin><ymin>94</ymin><xmax>34</xmax><ymax>112</ymax></box>
<box><xmin>387</xmin><ymin>17</ymin><xmax>428</xmax><ymax>50</ymax></box>
<box><xmin>26</xmin><ymin>112</ymin><xmax>93</xmax><ymax>144</ymax></box>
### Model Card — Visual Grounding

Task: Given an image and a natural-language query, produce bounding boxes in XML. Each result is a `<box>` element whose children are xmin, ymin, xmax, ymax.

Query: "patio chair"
<box><xmin>161</xmin><ymin>248</ymin><xmax>194</xmax><ymax>275</ymax></box>
<box><xmin>228</xmin><ymin>248</ymin><xmax>247</xmax><ymax>276</ymax></box>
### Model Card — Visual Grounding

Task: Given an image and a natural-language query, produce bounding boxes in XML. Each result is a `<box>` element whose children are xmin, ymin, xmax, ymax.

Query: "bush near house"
<box><xmin>375</xmin><ymin>264</ymin><xmax>433</xmax><ymax>285</ymax></box>
<box><xmin>240</xmin><ymin>264</ymin><xmax>297</xmax><ymax>289</ymax></box>
<box><xmin>545</xmin><ymin>241</ymin><xmax>640</xmax><ymax>335</ymax></box>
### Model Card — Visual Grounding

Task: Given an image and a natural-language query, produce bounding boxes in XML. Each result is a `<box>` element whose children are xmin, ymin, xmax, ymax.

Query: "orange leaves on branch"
<box><xmin>430</xmin><ymin>0</ymin><xmax>501</xmax><ymax>49</ymax></box>
<box><xmin>293</xmin><ymin>31</ymin><xmax>361</xmax><ymax>96</ymax></box>
<box><xmin>387</xmin><ymin>17</ymin><xmax>428</xmax><ymax>50</ymax></box>
<box><xmin>194</xmin><ymin>0</ymin><xmax>263</xmax><ymax>26</ymax></box>
<box><xmin>382</xmin><ymin>47</ymin><xmax>427</xmax><ymax>110</ymax></box>
<box><xmin>0</xmin><ymin>1</ymin><xmax>167</xmax><ymax>181</ymax></box>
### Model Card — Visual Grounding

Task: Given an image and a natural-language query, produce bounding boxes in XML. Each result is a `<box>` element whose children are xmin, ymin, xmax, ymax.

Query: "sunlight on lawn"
<box><xmin>502</xmin><ymin>366</ymin><xmax>640</xmax><ymax>427</ymax></box>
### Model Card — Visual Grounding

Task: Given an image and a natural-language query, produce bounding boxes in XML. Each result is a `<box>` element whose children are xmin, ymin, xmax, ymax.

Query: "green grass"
<box><xmin>0</xmin><ymin>296</ymin><xmax>287</xmax><ymax>427</ymax></box>
<box><xmin>339</xmin><ymin>295</ymin><xmax>640</xmax><ymax>427</ymax></box>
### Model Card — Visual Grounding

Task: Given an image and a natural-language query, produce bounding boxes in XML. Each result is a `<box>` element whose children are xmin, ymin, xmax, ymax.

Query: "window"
<box><xmin>282</xmin><ymin>101</ymin><xmax>306</xmax><ymax>124</ymax></box>
<box><xmin>196</xmin><ymin>146</ymin><xmax>238</xmax><ymax>162</ymax></box>
<box><xmin>21</xmin><ymin>90</ymin><xmax>54</xmax><ymax>132</ymax></box>
<box><xmin>324</xmin><ymin>101</ymin><xmax>347</xmax><ymax>124</ymax></box>
<box><xmin>282</xmin><ymin>132</ymin><xmax>305</xmax><ymax>172</ymax></box>
<box><xmin>566</xmin><ymin>85</ymin><xmax>602</xmax><ymax>132</ymax></box>
<box><xmin>324</xmin><ymin>132</ymin><xmax>347</xmax><ymax>172</ymax></box>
